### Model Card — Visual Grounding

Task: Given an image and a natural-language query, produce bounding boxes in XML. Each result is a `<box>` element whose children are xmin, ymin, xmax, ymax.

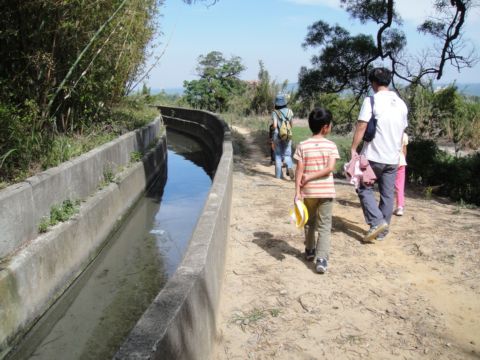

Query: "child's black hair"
<box><xmin>368</xmin><ymin>67</ymin><xmax>392</xmax><ymax>86</ymax></box>
<box><xmin>274</xmin><ymin>104</ymin><xmax>287</xmax><ymax>110</ymax></box>
<box><xmin>308</xmin><ymin>107</ymin><xmax>332</xmax><ymax>134</ymax></box>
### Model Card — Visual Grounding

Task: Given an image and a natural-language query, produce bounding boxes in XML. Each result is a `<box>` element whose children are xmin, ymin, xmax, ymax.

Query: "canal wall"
<box><xmin>115</xmin><ymin>107</ymin><xmax>233</xmax><ymax>360</ymax></box>
<box><xmin>0</xmin><ymin>118</ymin><xmax>167</xmax><ymax>357</ymax></box>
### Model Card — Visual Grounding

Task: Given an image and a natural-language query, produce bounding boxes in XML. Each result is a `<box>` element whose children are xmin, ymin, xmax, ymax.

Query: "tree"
<box><xmin>298</xmin><ymin>0</ymin><xmax>478</xmax><ymax>101</ymax></box>
<box><xmin>250</xmin><ymin>61</ymin><xmax>288</xmax><ymax>115</ymax></box>
<box><xmin>0</xmin><ymin>0</ymin><xmax>161</xmax><ymax>130</ymax></box>
<box><xmin>183</xmin><ymin>51</ymin><xmax>246</xmax><ymax>112</ymax></box>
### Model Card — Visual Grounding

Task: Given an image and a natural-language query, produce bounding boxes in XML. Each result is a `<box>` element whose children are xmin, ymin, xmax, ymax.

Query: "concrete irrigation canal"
<box><xmin>0</xmin><ymin>107</ymin><xmax>233</xmax><ymax>359</ymax></box>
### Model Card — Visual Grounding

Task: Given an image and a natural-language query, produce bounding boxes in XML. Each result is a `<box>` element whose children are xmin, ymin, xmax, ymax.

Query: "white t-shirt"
<box><xmin>358</xmin><ymin>90</ymin><xmax>408</xmax><ymax>165</ymax></box>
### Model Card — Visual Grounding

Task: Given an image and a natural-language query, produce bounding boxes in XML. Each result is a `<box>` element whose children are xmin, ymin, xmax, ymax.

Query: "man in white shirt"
<box><xmin>350</xmin><ymin>67</ymin><xmax>408</xmax><ymax>242</ymax></box>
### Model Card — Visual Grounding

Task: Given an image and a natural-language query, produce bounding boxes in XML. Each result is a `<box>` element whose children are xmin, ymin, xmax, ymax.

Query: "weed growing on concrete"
<box><xmin>50</xmin><ymin>199</ymin><xmax>80</xmax><ymax>226</ymax></box>
<box><xmin>130</xmin><ymin>151</ymin><xmax>142</xmax><ymax>163</ymax></box>
<box><xmin>38</xmin><ymin>199</ymin><xmax>80</xmax><ymax>232</ymax></box>
<box><xmin>38</xmin><ymin>217</ymin><xmax>50</xmax><ymax>233</ymax></box>
<box><xmin>102</xmin><ymin>164</ymin><xmax>115</xmax><ymax>185</ymax></box>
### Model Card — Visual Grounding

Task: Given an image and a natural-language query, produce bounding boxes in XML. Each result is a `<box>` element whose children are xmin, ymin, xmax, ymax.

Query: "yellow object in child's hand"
<box><xmin>290</xmin><ymin>200</ymin><xmax>309</xmax><ymax>228</ymax></box>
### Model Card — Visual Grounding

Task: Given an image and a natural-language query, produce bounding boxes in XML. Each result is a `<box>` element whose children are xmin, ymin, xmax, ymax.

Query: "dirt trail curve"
<box><xmin>213</xmin><ymin>126</ymin><xmax>480</xmax><ymax>360</ymax></box>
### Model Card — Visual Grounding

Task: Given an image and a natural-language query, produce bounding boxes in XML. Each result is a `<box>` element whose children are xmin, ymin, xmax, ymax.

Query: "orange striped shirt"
<box><xmin>293</xmin><ymin>137</ymin><xmax>340</xmax><ymax>198</ymax></box>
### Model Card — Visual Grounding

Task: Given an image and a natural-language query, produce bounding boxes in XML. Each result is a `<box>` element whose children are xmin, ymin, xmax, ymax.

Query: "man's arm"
<box><xmin>351</xmin><ymin>121</ymin><xmax>367</xmax><ymax>159</ymax></box>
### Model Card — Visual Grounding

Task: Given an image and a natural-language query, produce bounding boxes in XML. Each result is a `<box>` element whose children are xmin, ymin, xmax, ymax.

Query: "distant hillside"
<box><xmin>150</xmin><ymin>83</ymin><xmax>480</xmax><ymax>97</ymax></box>
<box><xmin>454</xmin><ymin>83</ymin><xmax>480</xmax><ymax>97</ymax></box>
<box><xmin>151</xmin><ymin>87</ymin><xmax>184</xmax><ymax>95</ymax></box>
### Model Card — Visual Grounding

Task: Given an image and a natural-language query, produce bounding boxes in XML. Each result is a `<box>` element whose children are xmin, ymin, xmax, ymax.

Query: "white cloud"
<box><xmin>286</xmin><ymin>0</ymin><xmax>479</xmax><ymax>25</ymax></box>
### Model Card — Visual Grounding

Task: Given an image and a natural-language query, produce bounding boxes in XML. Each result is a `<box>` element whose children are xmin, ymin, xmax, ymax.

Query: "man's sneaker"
<box><xmin>316</xmin><ymin>258</ymin><xmax>328</xmax><ymax>274</ymax></box>
<box><xmin>393</xmin><ymin>207</ymin><xmax>404</xmax><ymax>216</ymax></box>
<box><xmin>364</xmin><ymin>222</ymin><xmax>389</xmax><ymax>243</ymax></box>
<box><xmin>376</xmin><ymin>229</ymin><xmax>389</xmax><ymax>241</ymax></box>
<box><xmin>305</xmin><ymin>248</ymin><xmax>315</xmax><ymax>261</ymax></box>
<box><xmin>288</xmin><ymin>168</ymin><xmax>295</xmax><ymax>180</ymax></box>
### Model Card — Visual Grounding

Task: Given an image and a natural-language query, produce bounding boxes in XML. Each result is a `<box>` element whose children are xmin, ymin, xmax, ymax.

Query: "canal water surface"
<box><xmin>10</xmin><ymin>130</ymin><xmax>212</xmax><ymax>360</ymax></box>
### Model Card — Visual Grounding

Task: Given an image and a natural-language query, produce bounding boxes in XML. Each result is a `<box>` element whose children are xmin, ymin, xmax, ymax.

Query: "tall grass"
<box><xmin>0</xmin><ymin>95</ymin><xmax>158</xmax><ymax>186</ymax></box>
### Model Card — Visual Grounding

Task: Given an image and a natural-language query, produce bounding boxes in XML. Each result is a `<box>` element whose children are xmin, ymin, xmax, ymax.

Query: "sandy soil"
<box><xmin>213</xmin><ymin>126</ymin><xmax>480</xmax><ymax>360</ymax></box>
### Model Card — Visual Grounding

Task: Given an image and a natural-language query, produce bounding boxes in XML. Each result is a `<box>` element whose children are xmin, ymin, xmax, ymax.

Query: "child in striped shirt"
<box><xmin>293</xmin><ymin>108</ymin><xmax>340</xmax><ymax>274</ymax></box>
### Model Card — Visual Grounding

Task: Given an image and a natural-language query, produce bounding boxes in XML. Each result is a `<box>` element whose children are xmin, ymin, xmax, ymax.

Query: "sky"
<box><xmin>145</xmin><ymin>0</ymin><xmax>480</xmax><ymax>90</ymax></box>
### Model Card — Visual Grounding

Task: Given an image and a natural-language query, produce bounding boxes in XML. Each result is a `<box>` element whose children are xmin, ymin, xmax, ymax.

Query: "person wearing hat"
<box><xmin>271</xmin><ymin>93</ymin><xmax>294</xmax><ymax>179</ymax></box>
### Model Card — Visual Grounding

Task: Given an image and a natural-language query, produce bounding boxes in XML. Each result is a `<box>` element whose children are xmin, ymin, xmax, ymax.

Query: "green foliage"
<box><xmin>0</xmin><ymin>99</ymin><xmax>43</xmax><ymax>181</ymax></box>
<box><xmin>0</xmin><ymin>94</ymin><xmax>157</xmax><ymax>184</ymax></box>
<box><xmin>248</xmin><ymin>61</ymin><xmax>289</xmax><ymax>115</ymax></box>
<box><xmin>150</xmin><ymin>91</ymin><xmax>186</xmax><ymax>107</ymax></box>
<box><xmin>50</xmin><ymin>199</ymin><xmax>80</xmax><ymax>224</ymax></box>
<box><xmin>130</xmin><ymin>151</ymin><xmax>142</xmax><ymax>163</ymax></box>
<box><xmin>291</xmin><ymin>93</ymin><xmax>359</xmax><ymax>132</ymax></box>
<box><xmin>402</xmin><ymin>82</ymin><xmax>437</xmax><ymax>138</ymax></box>
<box><xmin>0</xmin><ymin>0</ymin><xmax>160</xmax><ymax>127</ymax></box>
<box><xmin>298</xmin><ymin>20</ymin><xmax>378</xmax><ymax>97</ymax></box>
<box><xmin>39</xmin><ymin>199</ymin><xmax>80</xmax><ymax>232</ymax></box>
<box><xmin>141</xmin><ymin>83</ymin><xmax>151</xmax><ymax>96</ymax></box>
<box><xmin>0</xmin><ymin>0</ymin><xmax>162</xmax><ymax>183</ymax></box>
<box><xmin>103</xmin><ymin>164</ymin><xmax>116</xmax><ymax>184</ymax></box>
<box><xmin>226</xmin><ymin>61</ymin><xmax>289</xmax><ymax>117</ymax></box>
<box><xmin>403</xmin><ymin>83</ymin><xmax>480</xmax><ymax>152</ymax></box>
<box><xmin>109</xmin><ymin>95</ymin><xmax>159</xmax><ymax>131</ymax></box>
<box><xmin>38</xmin><ymin>218</ymin><xmax>50</xmax><ymax>234</ymax></box>
<box><xmin>408</xmin><ymin>139</ymin><xmax>480</xmax><ymax>205</ymax></box>
<box><xmin>183</xmin><ymin>51</ymin><xmax>246</xmax><ymax>112</ymax></box>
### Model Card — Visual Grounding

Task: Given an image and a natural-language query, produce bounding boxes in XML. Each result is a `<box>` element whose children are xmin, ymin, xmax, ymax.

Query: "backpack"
<box><xmin>362</xmin><ymin>96</ymin><xmax>377</xmax><ymax>142</ymax></box>
<box><xmin>274</xmin><ymin>109</ymin><xmax>292</xmax><ymax>142</ymax></box>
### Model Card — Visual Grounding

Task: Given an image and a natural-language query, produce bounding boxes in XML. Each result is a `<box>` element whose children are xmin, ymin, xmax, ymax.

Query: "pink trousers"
<box><xmin>395</xmin><ymin>165</ymin><xmax>406</xmax><ymax>208</ymax></box>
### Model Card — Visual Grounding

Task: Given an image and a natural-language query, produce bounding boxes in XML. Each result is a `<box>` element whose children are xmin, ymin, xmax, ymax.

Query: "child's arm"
<box><xmin>294</xmin><ymin>160</ymin><xmax>304</xmax><ymax>201</ymax></box>
<box><xmin>300</xmin><ymin>157</ymin><xmax>337</xmax><ymax>186</ymax></box>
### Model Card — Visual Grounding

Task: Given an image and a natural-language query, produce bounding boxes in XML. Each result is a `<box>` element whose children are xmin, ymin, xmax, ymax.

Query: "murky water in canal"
<box><xmin>9</xmin><ymin>130</ymin><xmax>212</xmax><ymax>360</ymax></box>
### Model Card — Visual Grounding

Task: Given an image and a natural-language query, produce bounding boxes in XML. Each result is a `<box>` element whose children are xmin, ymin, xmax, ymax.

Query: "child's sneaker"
<box><xmin>393</xmin><ymin>207</ymin><xmax>404</xmax><ymax>216</ymax></box>
<box><xmin>316</xmin><ymin>258</ymin><xmax>328</xmax><ymax>274</ymax></box>
<box><xmin>305</xmin><ymin>248</ymin><xmax>315</xmax><ymax>261</ymax></box>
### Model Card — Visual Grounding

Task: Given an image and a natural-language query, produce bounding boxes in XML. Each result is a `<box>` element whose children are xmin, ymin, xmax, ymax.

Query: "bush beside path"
<box><xmin>213</xmin><ymin>126</ymin><xmax>480</xmax><ymax>359</ymax></box>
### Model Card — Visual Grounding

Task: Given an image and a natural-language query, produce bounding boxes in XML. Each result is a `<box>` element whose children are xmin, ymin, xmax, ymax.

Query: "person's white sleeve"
<box><xmin>358</xmin><ymin>97</ymin><xmax>372</xmax><ymax>122</ymax></box>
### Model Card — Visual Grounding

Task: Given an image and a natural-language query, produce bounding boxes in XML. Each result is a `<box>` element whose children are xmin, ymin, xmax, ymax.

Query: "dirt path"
<box><xmin>213</xmin><ymin>126</ymin><xmax>480</xmax><ymax>360</ymax></box>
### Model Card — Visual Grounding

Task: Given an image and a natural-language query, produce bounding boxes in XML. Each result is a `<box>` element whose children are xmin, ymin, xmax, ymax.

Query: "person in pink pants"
<box><xmin>394</xmin><ymin>133</ymin><xmax>409</xmax><ymax>216</ymax></box>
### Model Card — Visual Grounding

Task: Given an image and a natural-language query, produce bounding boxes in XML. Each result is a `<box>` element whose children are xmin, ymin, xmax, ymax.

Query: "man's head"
<box><xmin>308</xmin><ymin>107</ymin><xmax>332</xmax><ymax>135</ymax></box>
<box><xmin>368</xmin><ymin>67</ymin><xmax>392</xmax><ymax>87</ymax></box>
